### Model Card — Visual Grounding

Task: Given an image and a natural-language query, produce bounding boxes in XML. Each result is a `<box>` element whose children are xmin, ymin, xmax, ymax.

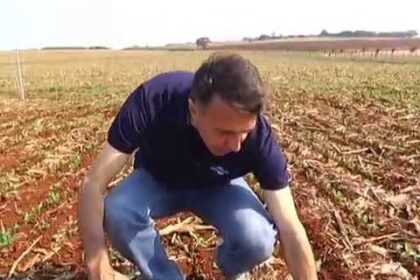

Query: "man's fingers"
<box><xmin>113</xmin><ymin>271</ymin><xmax>130</xmax><ymax>280</ymax></box>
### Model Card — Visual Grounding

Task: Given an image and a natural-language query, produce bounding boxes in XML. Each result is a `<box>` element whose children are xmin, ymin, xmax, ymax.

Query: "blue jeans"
<box><xmin>104</xmin><ymin>169</ymin><xmax>277</xmax><ymax>280</ymax></box>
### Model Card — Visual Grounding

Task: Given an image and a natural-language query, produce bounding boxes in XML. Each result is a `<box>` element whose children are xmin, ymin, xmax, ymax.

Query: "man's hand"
<box><xmin>77</xmin><ymin>142</ymin><xmax>131</xmax><ymax>280</ymax></box>
<box><xmin>86</xmin><ymin>251</ymin><xmax>130</xmax><ymax>280</ymax></box>
<box><xmin>264</xmin><ymin>186</ymin><xmax>318</xmax><ymax>280</ymax></box>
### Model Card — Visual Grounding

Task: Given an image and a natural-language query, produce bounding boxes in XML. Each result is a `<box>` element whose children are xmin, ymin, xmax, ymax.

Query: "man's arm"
<box><xmin>77</xmin><ymin>141</ymin><xmax>131</xmax><ymax>280</ymax></box>
<box><xmin>264</xmin><ymin>186</ymin><xmax>318</xmax><ymax>280</ymax></box>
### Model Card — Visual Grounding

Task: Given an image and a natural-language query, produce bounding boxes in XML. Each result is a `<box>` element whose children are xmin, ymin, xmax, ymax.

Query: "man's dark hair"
<box><xmin>190</xmin><ymin>53</ymin><xmax>266</xmax><ymax>114</ymax></box>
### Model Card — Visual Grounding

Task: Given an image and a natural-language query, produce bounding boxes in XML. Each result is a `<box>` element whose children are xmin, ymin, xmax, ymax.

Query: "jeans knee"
<box><xmin>104</xmin><ymin>192</ymin><xmax>151</xmax><ymax>236</ymax></box>
<box><xmin>242</xmin><ymin>230</ymin><xmax>275</xmax><ymax>262</ymax></box>
<box><xmin>230</xmin><ymin>212</ymin><xmax>276</xmax><ymax>262</ymax></box>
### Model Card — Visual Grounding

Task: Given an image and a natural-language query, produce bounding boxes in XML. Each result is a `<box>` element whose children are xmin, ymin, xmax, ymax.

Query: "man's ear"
<box><xmin>188</xmin><ymin>98</ymin><xmax>197</xmax><ymax>117</ymax></box>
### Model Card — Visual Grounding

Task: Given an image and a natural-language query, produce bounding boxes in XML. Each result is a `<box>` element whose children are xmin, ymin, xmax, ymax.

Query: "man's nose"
<box><xmin>226</xmin><ymin>134</ymin><xmax>245</xmax><ymax>152</ymax></box>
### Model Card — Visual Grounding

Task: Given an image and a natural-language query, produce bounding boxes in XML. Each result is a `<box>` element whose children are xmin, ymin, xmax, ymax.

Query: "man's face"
<box><xmin>188</xmin><ymin>95</ymin><xmax>257</xmax><ymax>156</ymax></box>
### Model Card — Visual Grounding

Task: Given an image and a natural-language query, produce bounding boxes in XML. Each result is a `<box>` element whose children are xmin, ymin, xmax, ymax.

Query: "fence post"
<box><xmin>16</xmin><ymin>49</ymin><xmax>26</xmax><ymax>100</ymax></box>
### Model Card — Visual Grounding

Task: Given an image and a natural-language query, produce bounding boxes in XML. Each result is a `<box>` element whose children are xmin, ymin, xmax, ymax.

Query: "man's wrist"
<box><xmin>85</xmin><ymin>248</ymin><xmax>110</xmax><ymax>267</ymax></box>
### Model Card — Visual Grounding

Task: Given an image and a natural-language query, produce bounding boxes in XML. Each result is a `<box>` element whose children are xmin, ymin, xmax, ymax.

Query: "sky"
<box><xmin>1</xmin><ymin>0</ymin><xmax>419</xmax><ymax>50</ymax></box>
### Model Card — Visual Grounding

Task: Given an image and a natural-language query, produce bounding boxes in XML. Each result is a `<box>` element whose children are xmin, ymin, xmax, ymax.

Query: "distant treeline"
<box><xmin>319</xmin><ymin>29</ymin><xmax>418</xmax><ymax>38</ymax></box>
<box><xmin>122</xmin><ymin>45</ymin><xmax>165</xmax><ymax>50</ymax></box>
<box><xmin>122</xmin><ymin>45</ymin><xmax>197</xmax><ymax>51</ymax></box>
<box><xmin>41</xmin><ymin>46</ymin><xmax>110</xmax><ymax>50</ymax></box>
<box><xmin>243</xmin><ymin>30</ymin><xmax>418</xmax><ymax>42</ymax></box>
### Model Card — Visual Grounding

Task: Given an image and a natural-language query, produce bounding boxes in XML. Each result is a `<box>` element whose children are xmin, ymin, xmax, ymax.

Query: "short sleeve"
<box><xmin>107</xmin><ymin>85</ymin><xmax>150</xmax><ymax>154</ymax></box>
<box><xmin>252</xmin><ymin>115</ymin><xmax>290</xmax><ymax>190</ymax></box>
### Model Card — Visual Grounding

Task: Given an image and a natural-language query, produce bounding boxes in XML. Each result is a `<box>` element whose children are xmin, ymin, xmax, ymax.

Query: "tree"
<box><xmin>319</xmin><ymin>29</ymin><xmax>329</xmax><ymax>37</ymax></box>
<box><xmin>258</xmin><ymin>34</ymin><xmax>271</xmax><ymax>41</ymax></box>
<box><xmin>339</xmin><ymin>30</ymin><xmax>353</xmax><ymax>37</ymax></box>
<box><xmin>407</xmin><ymin>30</ymin><xmax>418</xmax><ymax>38</ymax></box>
<box><xmin>196</xmin><ymin>37</ymin><xmax>211</xmax><ymax>49</ymax></box>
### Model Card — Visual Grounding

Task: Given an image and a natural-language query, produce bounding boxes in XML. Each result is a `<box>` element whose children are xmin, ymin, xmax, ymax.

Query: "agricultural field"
<box><xmin>208</xmin><ymin>38</ymin><xmax>420</xmax><ymax>55</ymax></box>
<box><xmin>0</xmin><ymin>50</ymin><xmax>419</xmax><ymax>279</ymax></box>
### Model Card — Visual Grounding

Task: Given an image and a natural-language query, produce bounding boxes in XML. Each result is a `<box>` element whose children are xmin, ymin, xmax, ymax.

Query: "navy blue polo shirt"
<box><xmin>107</xmin><ymin>71</ymin><xmax>290</xmax><ymax>190</ymax></box>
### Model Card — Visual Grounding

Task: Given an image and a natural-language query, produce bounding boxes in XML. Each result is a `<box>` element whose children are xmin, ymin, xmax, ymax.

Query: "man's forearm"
<box><xmin>77</xmin><ymin>180</ymin><xmax>109</xmax><ymax>262</ymax></box>
<box><xmin>279</xmin><ymin>223</ymin><xmax>317</xmax><ymax>280</ymax></box>
<box><xmin>264</xmin><ymin>187</ymin><xmax>317</xmax><ymax>279</ymax></box>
